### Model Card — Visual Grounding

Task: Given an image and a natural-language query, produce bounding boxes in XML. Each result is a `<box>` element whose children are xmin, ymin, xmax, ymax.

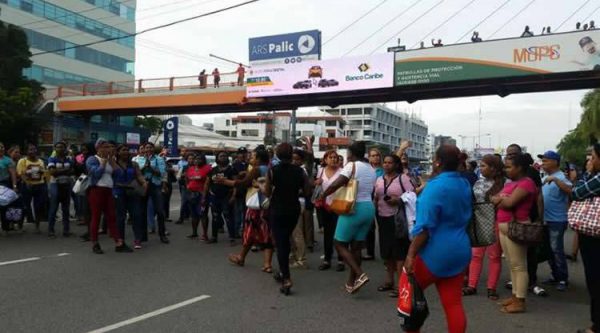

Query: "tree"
<box><xmin>0</xmin><ymin>21</ymin><xmax>43</xmax><ymax>146</ymax></box>
<box><xmin>557</xmin><ymin>89</ymin><xmax>600</xmax><ymax>166</ymax></box>
<box><xmin>134</xmin><ymin>116</ymin><xmax>163</xmax><ymax>135</ymax></box>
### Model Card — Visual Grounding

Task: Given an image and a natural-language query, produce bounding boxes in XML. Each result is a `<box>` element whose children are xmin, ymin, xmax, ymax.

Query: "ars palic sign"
<box><xmin>249</xmin><ymin>30</ymin><xmax>321</xmax><ymax>65</ymax></box>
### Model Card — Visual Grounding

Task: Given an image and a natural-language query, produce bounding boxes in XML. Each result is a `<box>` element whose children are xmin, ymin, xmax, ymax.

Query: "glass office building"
<box><xmin>0</xmin><ymin>0</ymin><xmax>147</xmax><ymax>145</ymax></box>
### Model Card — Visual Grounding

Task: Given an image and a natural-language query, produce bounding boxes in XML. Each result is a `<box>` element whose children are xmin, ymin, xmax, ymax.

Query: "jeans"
<box><xmin>210</xmin><ymin>196</ymin><xmax>234</xmax><ymax>240</ymax></box>
<box><xmin>48</xmin><ymin>183</ymin><xmax>71</xmax><ymax>234</ymax></box>
<box><xmin>163</xmin><ymin>182</ymin><xmax>172</xmax><ymax>219</ymax></box>
<box><xmin>271</xmin><ymin>209</ymin><xmax>300</xmax><ymax>280</ymax></box>
<box><xmin>580</xmin><ymin>233</ymin><xmax>600</xmax><ymax>332</ymax></box>
<box><xmin>179</xmin><ymin>184</ymin><xmax>190</xmax><ymax>220</ymax></box>
<box><xmin>365</xmin><ymin>220</ymin><xmax>376</xmax><ymax>257</ymax></box>
<box><xmin>115</xmin><ymin>193</ymin><xmax>143</xmax><ymax>242</ymax></box>
<box><xmin>147</xmin><ymin>196</ymin><xmax>155</xmax><ymax>230</ymax></box>
<box><xmin>21</xmin><ymin>183</ymin><xmax>47</xmax><ymax>224</ymax></box>
<box><xmin>547</xmin><ymin>222</ymin><xmax>569</xmax><ymax>282</ymax></box>
<box><xmin>141</xmin><ymin>184</ymin><xmax>166</xmax><ymax>237</ymax></box>
<box><xmin>186</xmin><ymin>192</ymin><xmax>204</xmax><ymax>219</ymax></box>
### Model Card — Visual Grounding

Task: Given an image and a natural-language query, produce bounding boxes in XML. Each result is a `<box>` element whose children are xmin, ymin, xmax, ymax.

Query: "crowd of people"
<box><xmin>0</xmin><ymin>137</ymin><xmax>599</xmax><ymax>333</ymax></box>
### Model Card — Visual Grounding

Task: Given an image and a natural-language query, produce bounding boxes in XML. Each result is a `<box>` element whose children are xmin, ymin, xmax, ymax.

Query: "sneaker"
<box><xmin>505</xmin><ymin>281</ymin><xmax>513</xmax><ymax>290</ymax></box>
<box><xmin>92</xmin><ymin>244</ymin><xmax>104</xmax><ymax>254</ymax></box>
<box><xmin>62</xmin><ymin>232</ymin><xmax>72</xmax><ymax>237</ymax></box>
<box><xmin>531</xmin><ymin>285</ymin><xmax>548</xmax><ymax>297</ymax></box>
<box><xmin>133</xmin><ymin>241</ymin><xmax>142</xmax><ymax>250</ymax></box>
<box><xmin>115</xmin><ymin>244</ymin><xmax>133</xmax><ymax>253</ymax></box>
<box><xmin>556</xmin><ymin>281</ymin><xmax>568</xmax><ymax>292</ymax></box>
<box><xmin>336</xmin><ymin>262</ymin><xmax>346</xmax><ymax>272</ymax></box>
<box><xmin>48</xmin><ymin>232</ymin><xmax>56</xmax><ymax>239</ymax></box>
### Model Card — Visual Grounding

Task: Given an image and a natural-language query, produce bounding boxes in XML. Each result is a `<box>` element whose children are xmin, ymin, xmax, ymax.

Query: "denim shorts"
<box><xmin>334</xmin><ymin>201</ymin><xmax>376</xmax><ymax>242</ymax></box>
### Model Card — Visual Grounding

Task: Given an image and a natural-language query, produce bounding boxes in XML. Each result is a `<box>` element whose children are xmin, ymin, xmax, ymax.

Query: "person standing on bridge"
<box><xmin>198</xmin><ymin>69</ymin><xmax>207</xmax><ymax>89</ymax></box>
<box><xmin>236</xmin><ymin>63</ymin><xmax>245</xmax><ymax>86</ymax></box>
<box><xmin>212</xmin><ymin>68</ymin><xmax>221</xmax><ymax>88</ymax></box>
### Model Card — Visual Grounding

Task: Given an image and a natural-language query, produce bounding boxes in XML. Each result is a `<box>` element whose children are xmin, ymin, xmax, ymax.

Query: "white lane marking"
<box><xmin>0</xmin><ymin>253</ymin><xmax>71</xmax><ymax>267</ymax></box>
<box><xmin>0</xmin><ymin>257</ymin><xmax>41</xmax><ymax>266</ymax></box>
<box><xmin>87</xmin><ymin>295</ymin><xmax>211</xmax><ymax>333</ymax></box>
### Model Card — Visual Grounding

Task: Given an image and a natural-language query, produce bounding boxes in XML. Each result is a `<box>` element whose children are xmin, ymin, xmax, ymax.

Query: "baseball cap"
<box><xmin>537</xmin><ymin>150</ymin><xmax>561</xmax><ymax>161</ymax></box>
<box><xmin>579</xmin><ymin>36</ymin><xmax>594</xmax><ymax>48</ymax></box>
<box><xmin>237</xmin><ymin>147</ymin><xmax>248</xmax><ymax>153</ymax></box>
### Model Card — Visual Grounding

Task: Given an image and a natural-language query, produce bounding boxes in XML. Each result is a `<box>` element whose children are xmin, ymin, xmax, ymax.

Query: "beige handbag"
<box><xmin>329</xmin><ymin>162</ymin><xmax>358</xmax><ymax>215</ymax></box>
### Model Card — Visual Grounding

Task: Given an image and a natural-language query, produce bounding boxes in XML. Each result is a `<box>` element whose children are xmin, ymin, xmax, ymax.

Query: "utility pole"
<box><xmin>291</xmin><ymin>108</ymin><xmax>297</xmax><ymax>144</ymax></box>
<box><xmin>477</xmin><ymin>97</ymin><xmax>482</xmax><ymax>148</ymax></box>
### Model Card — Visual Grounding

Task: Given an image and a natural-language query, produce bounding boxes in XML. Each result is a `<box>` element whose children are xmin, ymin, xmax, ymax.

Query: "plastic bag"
<box><xmin>397</xmin><ymin>268</ymin><xmax>429</xmax><ymax>331</ymax></box>
<box><xmin>0</xmin><ymin>185</ymin><xmax>18</xmax><ymax>207</ymax></box>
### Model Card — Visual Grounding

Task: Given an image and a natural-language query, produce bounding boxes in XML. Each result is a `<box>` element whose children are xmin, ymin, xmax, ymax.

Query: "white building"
<box><xmin>150</xmin><ymin>116</ymin><xmax>261</xmax><ymax>150</ymax></box>
<box><xmin>214</xmin><ymin>110</ymin><xmax>345</xmax><ymax>143</ymax></box>
<box><xmin>322</xmin><ymin>104</ymin><xmax>429</xmax><ymax>160</ymax></box>
<box><xmin>1</xmin><ymin>0</ymin><xmax>141</xmax><ymax>144</ymax></box>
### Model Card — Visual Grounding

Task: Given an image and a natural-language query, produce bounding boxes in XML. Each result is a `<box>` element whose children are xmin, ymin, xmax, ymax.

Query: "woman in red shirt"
<box><xmin>491</xmin><ymin>153</ymin><xmax>538</xmax><ymax>314</ymax></box>
<box><xmin>185</xmin><ymin>154</ymin><xmax>212</xmax><ymax>240</ymax></box>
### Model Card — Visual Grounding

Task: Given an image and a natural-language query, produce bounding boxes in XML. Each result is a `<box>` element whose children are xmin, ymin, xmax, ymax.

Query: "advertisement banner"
<box><xmin>163</xmin><ymin>117</ymin><xmax>178</xmax><ymax>157</ymax></box>
<box><xmin>126</xmin><ymin>132</ymin><xmax>140</xmax><ymax>145</ymax></box>
<box><xmin>249</xmin><ymin>30</ymin><xmax>321</xmax><ymax>65</ymax></box>
<box><xmin>394</xmin><ymin>30</ymin><xmax>600</xmax><ymax>86</ymax></box>
<box><xmin>247</xmin><ymin>53</ymin><xmax>394</xmax><ymax>98</ymax></box>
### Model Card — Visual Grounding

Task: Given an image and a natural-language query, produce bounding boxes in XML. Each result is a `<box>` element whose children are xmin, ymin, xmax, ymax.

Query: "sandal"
<box><xmin>261</xmin><ymin>266</ymin><xmax>273</xmax><ymax>273</ymax></box>
<box><xmin>352</xmin><ymin>273</ymin><xmax>370</xmax><ymax>294</ymax></box>
<box><xmin>345</xmin><ymin>283</ymin><xmax>354</xmax><ymax>294</ymax></box>
<box><xmin>462</xmin><ymin>287</ymin><xmax>477</xmax><ymax>296</ymax></box>
<box><xmin>377</xmin><ymin>284</ymin><xmax>394</xmax><ymax>292</ymax></box>
<box><xmin>228</xmin><ymin>254</ymin><xmax>244</xmax><ymax>267</ymax></box>
<box><xmin>487</xmin><ymin>289</ymin><xmax>499</xmax><ymax>301</ymax></box>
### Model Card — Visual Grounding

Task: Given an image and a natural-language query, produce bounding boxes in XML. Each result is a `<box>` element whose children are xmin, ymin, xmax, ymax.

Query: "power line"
<box><xmin>31</xmin><ymin>0</ymin><xmax>260</xmax><ymax>57</ymax></box>
<box><xmin>53</xmin><ymin>0</ymin><xmax>222</xmax><ymax>42</ymax></box>
<box><xmin>369</xmin><ymin>0</ymin><xmax>446</xmax><ymax>55</ymax></box>
<box><xmin>342</xmin><ymin>0</ymin><xmax>425</xmax><ymax>57</ymax></box>
<box><xmin>488</xmin><ymin>0</ymin><xmax>536</xmax><ymax>39</ymax></box>
<box><xmin>454</xmin><ymin>0</ymin><xmax>511</xmax><ymax>43</ymax></box>
<box><xmin>410</xmin><ymin>0</ymin><xmax>478</xmax><ymax>49</ymax></box>
<box><xmin>556</xmin><ymin>0</ymin><xmax>593</xmax><ymax>31</ymax></box>
<box><xmin>580</xmin><ymin>2</ymin><xmax>600</xmax><ymax>24</ymax></box>
<box><xmin>323</xmin><ymin>0</ymin><xmax>389</xmax><ymax>46</ymax></box>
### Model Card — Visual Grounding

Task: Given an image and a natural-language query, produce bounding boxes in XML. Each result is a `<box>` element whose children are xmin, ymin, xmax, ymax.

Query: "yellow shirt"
<box><xmin>17</xmin><ymin>158</ymin><xmax>46</xmax><ymax>185</ymax></box>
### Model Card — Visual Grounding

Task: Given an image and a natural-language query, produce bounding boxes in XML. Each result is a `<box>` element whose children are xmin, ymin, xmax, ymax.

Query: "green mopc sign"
<box><xmin>394</xmin><ymin>30</ymin><xmax>600</xmax><ymax>86</ymax></box>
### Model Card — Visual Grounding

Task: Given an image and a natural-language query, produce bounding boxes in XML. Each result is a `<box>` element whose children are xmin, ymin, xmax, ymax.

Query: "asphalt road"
<box><xmin>0</xmin><ymin>192</ymin><xmax>591</xmax><ymax>333</ymax></box>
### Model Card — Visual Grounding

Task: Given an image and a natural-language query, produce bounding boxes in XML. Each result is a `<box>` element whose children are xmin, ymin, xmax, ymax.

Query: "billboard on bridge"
<box><xmin>246</xmin><ymin>53</ymin><xmax>394</xmax><ymax>98</ymax></box>
<box><xmin>394</xmin><ymin>30</ymin><xmax>600</xmax><ymax>86</ymax></box>
<box><xmin>249</xmin><ymin>30</ymin><xmax>321</xmax><ymax>65</ymax></box>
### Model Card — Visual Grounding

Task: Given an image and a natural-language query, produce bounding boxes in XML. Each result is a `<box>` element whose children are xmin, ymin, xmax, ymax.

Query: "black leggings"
<box><xmin>580</xmin><ymin>233</ymin><xmax>600</xmax><ymax>331</ymax></box>
<box><xmin>271</xmin><ymin>210</ymin><xmax>300</xmax><ymax>280</ymax></box>
<box><xmin>318</xmin><ymin>208</ymin><xmax>341</xmax><ymax>262</ymax></box>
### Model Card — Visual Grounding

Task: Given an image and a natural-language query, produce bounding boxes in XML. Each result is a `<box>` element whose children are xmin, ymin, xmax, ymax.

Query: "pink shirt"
<box><xmin>374</xmin><ymin>174</ymin><xmax>415</xmax><ymax>217</ymax></box>
<box><xmin>317</xmin><ymin>167</ymin><xmax>341</xmax><ymax>205</ymax></box>
<box><xmin>497</xmin><ymin>177</ymin><xmax>537</xmax><ymax>223</ymax></box>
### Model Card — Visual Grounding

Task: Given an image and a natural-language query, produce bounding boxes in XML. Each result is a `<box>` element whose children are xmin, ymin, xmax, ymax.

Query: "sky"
<box><xmin>134</xmin><ymin>0</ymin><xmax>598</xmax><ymax>154</ymax></box>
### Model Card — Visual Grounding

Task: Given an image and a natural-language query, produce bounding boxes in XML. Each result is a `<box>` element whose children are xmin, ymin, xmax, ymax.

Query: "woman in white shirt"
<box><xmin>320</xmin><ymin>142</ymin><xmax>376</xmax><ymax>294</ymax></box>
<box><xmin>315</xmin><ymin>150</ymin><xmax>344</xmax><ymax>271</ymax></box>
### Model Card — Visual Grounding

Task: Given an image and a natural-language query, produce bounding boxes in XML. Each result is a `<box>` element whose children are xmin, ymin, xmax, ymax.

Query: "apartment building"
<box><xmin>323</xmin><ymin>104</ymin><xmax>429</xmax><ymax>160</ymax></box>
<box><xmin>1</xmin><ymin>0</ymin><xmax>146</xmax><ymax>145</ymax></box>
